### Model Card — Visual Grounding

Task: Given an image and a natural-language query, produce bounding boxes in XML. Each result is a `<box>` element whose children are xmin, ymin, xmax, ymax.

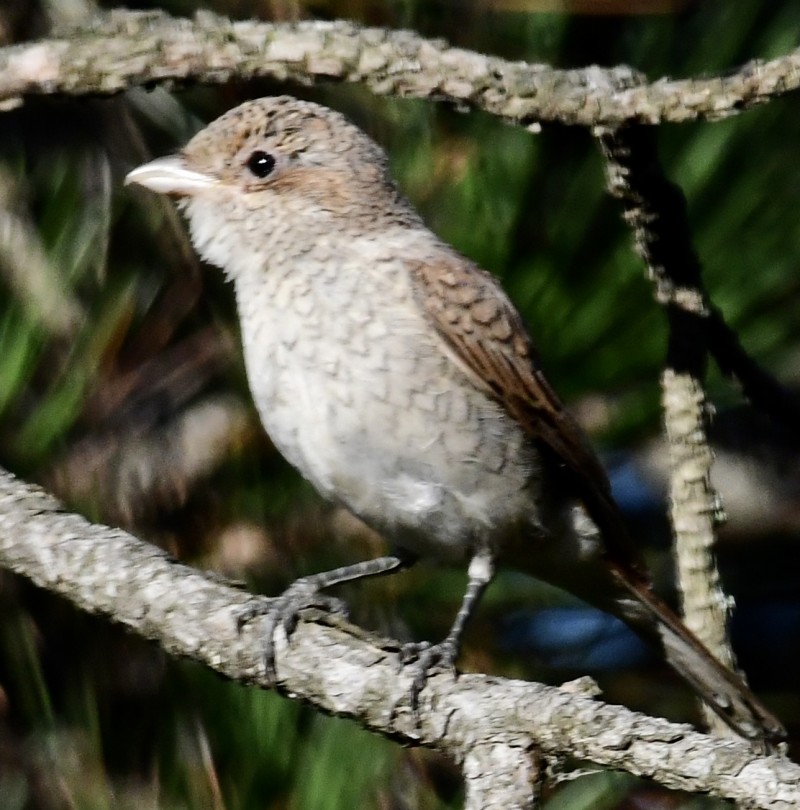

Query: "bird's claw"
<box><xmin>236</xmin><ymin>596</ymin><xmax>272</xmax><ymax>630</ymax></box>
<box><xmin>400</xmin><ymin>639</ymin><xmax>459</xmax><ymax>711</ymax></box>
<box><xmin>237</xmin><ymin>579</ymin><xmax>348</xmax><ymax>683</ymax></box>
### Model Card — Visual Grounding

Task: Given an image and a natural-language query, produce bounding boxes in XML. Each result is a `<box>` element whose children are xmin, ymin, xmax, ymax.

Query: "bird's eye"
<box><xmin>246</xmin><ymin>151</ymin><xmax>276</xmax><ymax>178</ymax></box>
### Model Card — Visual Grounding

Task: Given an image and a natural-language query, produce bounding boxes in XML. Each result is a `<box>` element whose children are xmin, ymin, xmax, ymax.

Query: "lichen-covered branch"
<box><xmin>598</xmin><ymin>126</ymin><xmax>737</xmax><ymax>737</ymax></box>
<box><xmin>2</xmin><ymin>9</ymin><xmax>800</xmax><ymax>126</ymax></box>
<box><xmin>463</xmin><ymin>741</ymin><xmax>542</xmax><ymax>810</ymax></box>
<box><xmin>0</xmin><ymin>466</ymin><xmax>797</xmax><ymax>807</ymax></box>
<box><xmin>596</xmin><ymin>121</ymin><xmax>800</xmax><ymax>743</ymax></box>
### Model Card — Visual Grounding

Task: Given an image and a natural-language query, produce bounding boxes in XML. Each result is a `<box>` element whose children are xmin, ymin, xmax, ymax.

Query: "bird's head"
<box><xmin>126</xmin><ymin>96</ymin><xmax>414</xmax><ymax>277</ymax></box>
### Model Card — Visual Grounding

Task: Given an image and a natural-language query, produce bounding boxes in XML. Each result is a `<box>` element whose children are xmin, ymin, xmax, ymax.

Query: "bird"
<box><xmin>126</xmin><ymin>95</ymin><xmax>785</xmax><ymax>748</ymax></box>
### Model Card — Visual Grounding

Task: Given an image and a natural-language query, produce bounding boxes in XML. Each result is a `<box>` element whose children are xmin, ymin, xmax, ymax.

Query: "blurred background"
<box><xmin>1</xmin><ymin>0</ymin><xmax>799</xmax><ymax>807</ymax></box>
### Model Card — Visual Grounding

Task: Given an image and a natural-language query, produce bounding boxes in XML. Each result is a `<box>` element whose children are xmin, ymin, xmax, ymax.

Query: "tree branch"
<box><xmin>599</xmin><ymin>126</ymin><xmax>739</xmax><ymax>737</ymax></box>
<box><xmin>0</xmin><ymin>466</ymin><xmax>797</xmax><ymax>807</ymax></box>
<box><xmin>1</xmin><ymin>9</ymin><xmax>799</xmax><ymax>126</ymax></box>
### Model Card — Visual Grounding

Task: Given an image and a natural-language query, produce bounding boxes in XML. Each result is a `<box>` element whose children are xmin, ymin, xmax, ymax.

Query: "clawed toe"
<box><xmin>401</xmin><ymin>640</ymin><xmax>459</xmax><ymax>710</ymax></box>
<box><xmin>262</xmin><ymin>582</ymin><xmax>319</xmax><ymax>679</ymax></box>
<box><xmin>308</xmin><ymin>592</ymin><xmax>350</xmax><ymax>621</ymax></box>
<box><xmin>239</xmin><ymin>580</ymin><xmax>350</xmax><ymax>683</ymax></box>
<box><xmin>235</xmin><ymin>596</ymin><xmax>273</xmax><ymax>631</ymax></box>
<box><xmin>399</xmin><ymin>640</ymin><xmax>430</xmax><ymax>665</ymax></box>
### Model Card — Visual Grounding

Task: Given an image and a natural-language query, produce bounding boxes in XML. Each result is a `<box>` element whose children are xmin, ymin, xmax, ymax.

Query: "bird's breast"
<box><xmin>233</xmin><ymin>245</ymin><xmax>541</xmax><ymax>560</ymax></box>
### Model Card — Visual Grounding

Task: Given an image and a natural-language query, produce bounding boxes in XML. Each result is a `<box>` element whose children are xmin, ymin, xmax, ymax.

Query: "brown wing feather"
<box><xmin>409</xmin><ymin>253</ymin><xmax>647</xmax><ymax>578</ymax></box>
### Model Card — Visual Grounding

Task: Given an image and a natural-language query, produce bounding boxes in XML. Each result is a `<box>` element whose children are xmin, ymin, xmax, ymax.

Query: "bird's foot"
<box><xmin>237</xmin><ymin>578</ymin><xmax>348</xmax><ymax>683</ymax></box>
<box><xmin>400</xmin><ymin>638</ymin><xmax>459</xmax><ymax>711</ymax></box>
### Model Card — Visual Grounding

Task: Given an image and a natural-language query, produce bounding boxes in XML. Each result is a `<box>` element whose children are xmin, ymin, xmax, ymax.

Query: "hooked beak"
<box><xmin>125</xmin><ymin>156</ymin><xmax>218</xmax><ymax>196</ymax></box>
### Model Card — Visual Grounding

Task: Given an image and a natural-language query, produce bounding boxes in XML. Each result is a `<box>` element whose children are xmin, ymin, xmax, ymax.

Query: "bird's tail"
<box><xmin>608</xmin><ymin>562</ymin><xmax>785</xmax><ymax>751</ymax></box>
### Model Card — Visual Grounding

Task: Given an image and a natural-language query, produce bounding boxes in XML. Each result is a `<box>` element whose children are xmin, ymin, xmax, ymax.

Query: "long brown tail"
<box><xmin>609</xmin><ymin>563</ymin><xmax>786</xmax><ymax>750</ymax></box>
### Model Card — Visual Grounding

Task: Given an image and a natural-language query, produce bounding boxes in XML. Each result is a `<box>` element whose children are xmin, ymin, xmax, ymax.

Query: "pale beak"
<box><xmin>125</xmin><ymin>156</ymin><xmax>218</xmax><ymax>196</ymax></box>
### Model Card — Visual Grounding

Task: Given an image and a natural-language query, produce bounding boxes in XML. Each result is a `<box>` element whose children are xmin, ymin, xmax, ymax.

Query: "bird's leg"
<box><xmin>239</xmin><ymin>551</ymin><xmax>417</xmax><ymax>682</ymax></box>
<box><xmin>403</xmin><ymin>548</ymin><xmax>495</xmax><ymax>709</ymax></box>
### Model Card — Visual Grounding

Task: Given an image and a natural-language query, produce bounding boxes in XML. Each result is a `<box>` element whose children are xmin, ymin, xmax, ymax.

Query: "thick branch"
<box><xmin>463</xmin><ymin>741</ymin><xmax>542</xmax><ymax>810</ymax></box>
<box><xmin>0</xmin><ymin>466</ymin><xmax>797</xmax><ymax>807</ymax></box>
<box><xmin>1</xmin><ymin>10</ymin><xmax>800</xmax><ymax>125</ymax></box>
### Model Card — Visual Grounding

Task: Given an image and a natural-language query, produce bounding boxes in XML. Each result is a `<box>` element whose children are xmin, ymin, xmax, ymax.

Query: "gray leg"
<box><xmin>405</xmin><ymin>548</ymin><xmax>495</xmax><ymax>708</ymax></box>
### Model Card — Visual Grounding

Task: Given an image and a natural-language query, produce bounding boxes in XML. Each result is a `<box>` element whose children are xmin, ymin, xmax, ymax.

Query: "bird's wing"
<box><xmin>409</xmin><ymin>253</ymin><xmax>647</xmax><ymax>579</ymax></box>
